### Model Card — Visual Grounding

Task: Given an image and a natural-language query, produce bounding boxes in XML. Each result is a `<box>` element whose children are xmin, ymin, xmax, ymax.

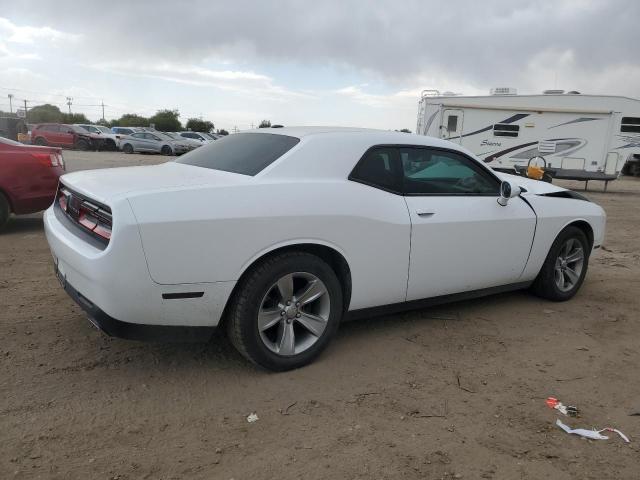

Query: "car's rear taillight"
<box><xmin>32</xmin><ymin>152</ymin><xmax>63</xmax><ymax>167</ymax></box>
<box><xmin>57</xmin><ymin>185</ymin><xmax>112</xmax><ymax>245</ymax></box>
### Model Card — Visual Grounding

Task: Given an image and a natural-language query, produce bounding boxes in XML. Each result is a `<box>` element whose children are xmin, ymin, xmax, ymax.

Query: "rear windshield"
<box><xmin>175</xmin><ymin>132</ymin><xmax>300</xmax><ymax>176</ymax></box>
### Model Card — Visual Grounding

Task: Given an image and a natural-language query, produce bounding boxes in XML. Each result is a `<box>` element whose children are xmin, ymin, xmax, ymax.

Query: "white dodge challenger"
<box><xmin>45</xmin><ymin>127</ymin><xmax>606</xmax><ymax>370</ymax></box>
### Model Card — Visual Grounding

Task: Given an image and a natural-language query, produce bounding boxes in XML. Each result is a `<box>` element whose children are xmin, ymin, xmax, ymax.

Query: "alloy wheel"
<box><xmin>554</xmin><ymin>238</ymin><xmax>584</xmax><ymax>292</ymax></box>
<box><xmin>258</xmin><ymin>272</ymin><xmax>330</xmax><ymax>356</ymax></box>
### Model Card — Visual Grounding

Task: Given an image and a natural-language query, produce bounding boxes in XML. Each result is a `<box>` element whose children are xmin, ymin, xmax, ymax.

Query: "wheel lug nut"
<box><xmin>296</xmin><ymin>302</ymin><xmax>300</xmax><ymax>307</ymax></box>
<box><xmin>296</xmin><ymin>313</ymin><xmax>301</xmax><ymax>318</ymax></box>
<box><xmin>280</xmin><ymin>311</ymin><xmax>285</xmax><ymax>316</ymax></box>
<box><xmin>286</xmin><ymin>301</ymin><xmax>291</xmax><ymax>306</ymax></box>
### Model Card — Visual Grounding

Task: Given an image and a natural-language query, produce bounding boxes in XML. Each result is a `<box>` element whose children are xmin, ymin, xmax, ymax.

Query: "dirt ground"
<box><xmin>2</xmin><ymin>150</ymin><xmax>639</xmax><ymax>480</ymax></box>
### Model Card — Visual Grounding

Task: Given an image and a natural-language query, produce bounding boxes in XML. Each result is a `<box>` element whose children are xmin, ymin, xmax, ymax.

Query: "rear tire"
<box><xmin>76</xmin><ymin>139</ymin><xmax>90</xmax><ymax>151</ymax></box>
<box><xmin>161</xmin><ymin>145</ymin><xmax>173</xmax><ymax>156</ymax></box>
<box><xmin>0</xmin><ymin>192</ymin><xmax>10</xmax><ymax>231</ymax></box>
<box><xmin>227</xmin><ymin>252</ymin><xmax>343</xmax><ymax>371</ymax></box>
<box><xmin>122</xmin><ymin>143</ymin><xmax>134</xmax><ymax>154</ymax></box>
<box><xmin>34</xmin><ymin>137</ymin><xmax>47</xmax><ymax>146</ymax></box>
<box><xmin>531</xmin><ymin>226</ymin><xmax>590</xmax><ymax>301</ymax></box>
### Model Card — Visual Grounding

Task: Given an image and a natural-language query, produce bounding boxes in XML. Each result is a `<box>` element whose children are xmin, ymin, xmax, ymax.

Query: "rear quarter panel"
<box><xmin>0</xmin><ymin>149</ymin><xmax>63</xmax><ymax>214</ymax></box>
<box><xmin>128</xmin><ymin>180</ymin><xmax>412</xmax><ymax>310</ymax></box>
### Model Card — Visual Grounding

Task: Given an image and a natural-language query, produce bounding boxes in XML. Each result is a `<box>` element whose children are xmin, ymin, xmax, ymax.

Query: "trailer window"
<box><xmin>493</xmin><ymin>124</ymin><xmax>519</xmax><ymax>137</ymax></box>
<box><xmin>447</xmin><ymin>115</ymin><xmax>458</xmax><ymax>132</ymax></box>
<box><xmin>621</xmin><ymin>117</ymin><xmax>640</xmax><ymax>133</ymax></box>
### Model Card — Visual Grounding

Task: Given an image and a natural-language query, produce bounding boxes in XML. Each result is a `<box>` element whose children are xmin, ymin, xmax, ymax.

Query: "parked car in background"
<box><xmin>165</xmin><ymin>132</ymin><xmax>203</xmax><ymax>149</ymax></box>
<box><xmin>31</xmin><ymin>124</ymin><xmax>105</xmax><ymax>151</ymax></box>
<box><xmin>119</xmin><ymin>131</ymin><xmax>193</xmax><ymax>155</ymax></box>
<box><xmin>45</xmin><ymin>127</ymin><xmax>605</xmax><ymax>370</ymax></box>
<box><xmin>111</xmin><ymin>126</ymin><xmax>146</xmax><ymax>136</ymax></box>
<box><xmin>179</xmin><ymin>131</ymin><xmax>215</xmax><ymax>143</ymax></box>
<box><xmin>0</xmin><ymin>136</ymin><xmax>64</xmax><ymax>230</ymax></box>
<box><xmin>75</xmin><ymin>124</ymin><xmax>119</xmax><ymax>150</ymax></box>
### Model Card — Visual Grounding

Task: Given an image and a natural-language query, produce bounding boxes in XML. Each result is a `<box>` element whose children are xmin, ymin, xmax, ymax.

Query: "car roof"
<box><xmin>249</xmin><ymin>126</ymin><xmax>482</xmax><ymax>180</ymax></box>
<box><xmin>248</xmin><ymin>126</ymin><xmax>473</xmax><ymax>152</ymax></box>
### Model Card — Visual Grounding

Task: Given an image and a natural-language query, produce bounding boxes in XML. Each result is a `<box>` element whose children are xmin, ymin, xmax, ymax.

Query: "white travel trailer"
<box><xmin>416</xmin><ymin>89</ymin><xmax>640</xmax><ymax>187</ymax></box>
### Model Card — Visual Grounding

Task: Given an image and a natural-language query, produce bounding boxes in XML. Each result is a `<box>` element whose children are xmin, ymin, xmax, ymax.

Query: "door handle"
<box><xmin>416</xmin><ymin>210</ymin><xmax>435</xmax><ymax>217</ymax></box>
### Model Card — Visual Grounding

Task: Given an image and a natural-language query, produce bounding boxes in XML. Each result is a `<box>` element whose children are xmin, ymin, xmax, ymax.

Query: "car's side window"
<box><xmin>349</xmin><ymin>147</ymin><xmax>402</xmax><ymax>193</ymax></box>
<box><xmin>131</xmin><ymin>133</ymin><xmax>144</xmax><ymax>139</ymax></box>
<box><xmin>401</xmin><ymin>147</ymin><xmax>499</xmax><ymax>195</ymax></box>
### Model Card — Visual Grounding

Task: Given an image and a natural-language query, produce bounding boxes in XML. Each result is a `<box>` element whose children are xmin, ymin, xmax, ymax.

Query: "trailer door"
<box><xmin>440</xmin><ymin>109</ymin><xmax>464</xmax><ymax>143</ymax></box>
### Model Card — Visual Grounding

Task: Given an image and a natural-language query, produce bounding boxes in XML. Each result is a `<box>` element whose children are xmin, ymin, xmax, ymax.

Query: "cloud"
<box><xmin>0</xmin><ymin>16</ymin><xmax>79</xmax><ymax>44</ymax></box>
<box><xmin>1</xmin><ymin>2</ymin><xmax>639</xmax><ymax>128</ymax></box>
<box><xmin>90</xmin><ymin>61</ymin><xmax>315</xmax><ymax>101</ymax></box>
<box><xmin>5</xmin><ymin>0</ymin><xmax>639</xmax><ymax>96</ymax></box>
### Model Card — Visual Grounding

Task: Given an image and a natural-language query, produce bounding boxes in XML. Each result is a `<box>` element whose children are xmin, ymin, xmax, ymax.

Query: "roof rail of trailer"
<box><xmin>421</xmin><ymin>89</ymin><xmax>441</xmax><ymax>98</ymax></box>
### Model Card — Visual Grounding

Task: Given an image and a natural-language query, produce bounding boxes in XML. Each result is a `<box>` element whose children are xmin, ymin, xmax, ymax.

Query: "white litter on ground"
<box><xmin>556</xmin><ymin>419</ymin><xmax>630</xmax><ymax>443</ymax></box>
<box><xmin>247</xmin><ymin>412</ymin><xmax>259</xmax><ymax>423</ymax></box>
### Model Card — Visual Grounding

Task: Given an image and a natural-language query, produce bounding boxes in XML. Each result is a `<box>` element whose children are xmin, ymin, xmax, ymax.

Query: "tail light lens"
<box><xmin>57</xmin><ymin>185</ymin><xmax>112</xmax><ymax>245</ymax></box>
<box><xmin>32</xmin><ymin>152</ymin><xmax>64</xmax><ymax>167</ymax></box>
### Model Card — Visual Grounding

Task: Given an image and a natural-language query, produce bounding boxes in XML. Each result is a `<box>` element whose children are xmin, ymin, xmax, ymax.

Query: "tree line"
<box><xmin>1</xmin><ymin>104</ymin><xmax>228</xmax><ymax>135</ymax></box>
<box><xmin>1</xmin><ymin>105</ymin><xmax>414</xmax><ymax>134</ymax></box>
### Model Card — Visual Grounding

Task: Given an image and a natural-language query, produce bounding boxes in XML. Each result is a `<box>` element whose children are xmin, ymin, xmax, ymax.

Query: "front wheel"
<box><xmin>122</xmin><ymin>143</ymin><xmax>134</xmax><ymax>154</ymax></box>
<box><xmin>227</xmin><ymin>252</ymin><xmax>343</xmax><ymax>371</ymax></box>
<box><xmin>531</xmin><ymin>226</ymin><xmax>590</xmax><ymax>301</ymax></box>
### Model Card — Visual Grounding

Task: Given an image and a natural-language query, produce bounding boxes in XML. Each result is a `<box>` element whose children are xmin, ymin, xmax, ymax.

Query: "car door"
<box><xmin>146</xmin><ymin>133</ymin><xmax>163</xmax><ymax>152</ymax></box>
<box><xmin>400</xmin><ymin>146</ymin><xmax>536</xmax><ymax>301</ymax></box>
<box><xmin>60</xmin><ymin>126</ymin><xmax>75</xmax><ymax>147</ymax></box>
<box><xmin>129</xmin><ymin>132</ymin><xmax>148</xmax><ymax>151</ymax></box>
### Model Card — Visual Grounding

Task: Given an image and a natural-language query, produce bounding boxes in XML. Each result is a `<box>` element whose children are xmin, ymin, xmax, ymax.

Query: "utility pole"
<box><xmin>7</xmin><ymin>94</ymin><xmax>13</xmax><ymax>113</ymax></box>
<box><xmin>101</xmin><ymin>100</ymin><xmax>105</xmax><ymax>121</ymax></box>
<box><xmin>250</xmin><ymin>122</ymin><xmax>255</xmax><ymax>129</ymax></box>
<box><xmin>66</xmin><ymin>96</ymin><xmax>73</xmax><ymax>114</ymax></box>
<box><xmin>23</xmin><ymin>99</ymin><xmax>28</xmax><ymax>122</ymax></box>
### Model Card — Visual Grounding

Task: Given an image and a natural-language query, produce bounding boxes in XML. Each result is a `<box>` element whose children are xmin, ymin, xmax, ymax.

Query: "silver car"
<box><xmin>165</xmin><ymin>132</ymin><xmax>203</xmax><ymax>149</ymax></box>
<box><xmin>120</xmin><ymin>131</ymin><xmax>192</xmax><ymax>155</ymax></box>
<box><xmin>179</xmin><ymin>131</ymin><xmax>216</xmax><ymax>143</ymax></box>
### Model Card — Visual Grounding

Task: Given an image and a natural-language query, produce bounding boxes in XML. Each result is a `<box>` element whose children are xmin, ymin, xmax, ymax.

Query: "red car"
<box><xmin>0</xmin><ymin>136</ymin><xmax>65</xmax><ymax>230</ymax></box>
<box><xmin>31</xmin><ymin>123</ymin><xmax>105</xmax><ymax>150</ymax></box>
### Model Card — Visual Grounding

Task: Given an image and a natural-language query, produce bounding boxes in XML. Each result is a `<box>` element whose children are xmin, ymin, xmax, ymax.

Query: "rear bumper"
<box><xmin>44</xmin><ymin>204</ymin><xmax>236</xmax><ymax>332</ymax></box>
<box><xmin>62</xmin><ymin>275</ymin><xmax>215</xmax><ymax>342</ymax></box>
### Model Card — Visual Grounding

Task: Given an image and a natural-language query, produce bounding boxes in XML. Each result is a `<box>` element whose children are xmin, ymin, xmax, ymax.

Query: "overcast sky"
<box><xmin>1</xmin><ymin>0</ymin><xmax>639</xmax><ymax>131</ymax></box>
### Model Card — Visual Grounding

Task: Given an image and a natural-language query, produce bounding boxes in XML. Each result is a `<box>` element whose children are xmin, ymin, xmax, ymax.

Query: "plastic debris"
<box><xmin>246</xmin><ymin>412</ymin><xmax>259</xmax><ymax>423</ymax></box>
<box><xmin>546</xmin><ymin>397</ymin><xmax>579</xmax><ymax>417</ymax></box>
<box><xmin>556</xmin><ymin>419</ymin><xmax>630</xmax><ymax>443</ymax></box>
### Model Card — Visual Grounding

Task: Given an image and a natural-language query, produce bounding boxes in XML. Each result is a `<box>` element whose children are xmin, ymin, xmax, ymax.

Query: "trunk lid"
<box><xmin>59</xmin><ymin>162</ymin><xmax>250</xmax><ymax>204</ymax></box>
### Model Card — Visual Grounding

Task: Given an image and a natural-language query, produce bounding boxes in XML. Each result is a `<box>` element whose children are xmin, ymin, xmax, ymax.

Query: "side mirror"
<box><xmin>497</xmin><ymin>180</ymin><xmax>522</xmax><ymax>206</ymax></box>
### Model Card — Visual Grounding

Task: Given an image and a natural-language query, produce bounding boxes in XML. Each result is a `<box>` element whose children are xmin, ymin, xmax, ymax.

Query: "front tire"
<box><xmin>122</xmin><ymin>143</ymin><xmax>134</xmax><ymax>154</ymax></box>
<box><xmin>0</xmin><ymin>192</ymin><xmax>10</xmax><ymax>231</ymax></box>
<box><xmin>34</xmin><ymin>137</ymin><xmax>47</xmax><ymax>146</ymax></box>
<box><xmin>227</xmin><ymin>252</ymin><xmax>343</xmax><ymax>371</ymax></box>
<box><xmin>531</xmin><ymin>226</ymin><xmax>590</xmax><ymax>301</ymax></box>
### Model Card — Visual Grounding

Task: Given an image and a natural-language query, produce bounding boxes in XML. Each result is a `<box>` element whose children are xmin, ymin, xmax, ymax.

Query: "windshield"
<box><xmin>163</xmin><ymin>132</ymin><xmax>180</xmax><ymax>139</ymax></box>
<box><xmin>96</xmin><ymin>126</ymin><xmax>111</xmax><ymax>134</ymax></box>
<box><xmin>202</xmin><ymin>132</ymin><xmax>216</xmax><ymax>140</ymax></box>
<box><xmin>176</xmin><ymin>132</ymin><xmax>300</xmax><ymax>176</ymax></box>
